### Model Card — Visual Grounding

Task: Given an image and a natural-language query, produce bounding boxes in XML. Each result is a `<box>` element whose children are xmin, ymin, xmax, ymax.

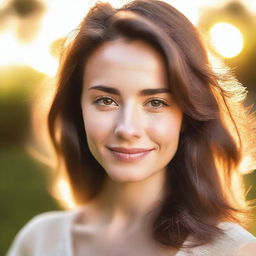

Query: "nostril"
<box><xmin>114</xmin><ymin>124</ymin><xmax>140</xmax><ymax>139</ymax></box>
<box><xmin>114</xmin><ymin>106</ymin><xmax>142</xmax><ymax>139</ymax></box>
<box><xmin>114</xmin><ymin>119</ymin><xmax>142</xmax><ymax>139</ymax></box>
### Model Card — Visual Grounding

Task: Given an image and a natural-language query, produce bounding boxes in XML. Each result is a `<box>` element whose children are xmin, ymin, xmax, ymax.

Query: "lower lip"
<box><xmin>108</xmin><ymin>149</ymin><xmax>153</xmax><ymax>162</ymax></box>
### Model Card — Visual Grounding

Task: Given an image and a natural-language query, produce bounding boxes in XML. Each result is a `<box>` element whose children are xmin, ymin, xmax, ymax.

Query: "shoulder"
<box><xmin>189</xmin><ymin>222</ymin><xmax>256</xmax><ymax>256</ymax></box>
<box><xmin>218</xmin><ymin>222</ymin><xmax>256</xmax><ymax>244</ymax></box>
<box><xmin>7</xmin><ymin>209</ymin><xmax>80</xmax><ymax>256</ymax></box>
<box><xmin>219</xmin><ymin>222</ymin><xmax>256</xmax><ymax>255</ymax></box>
<box><xmin>14</xmin><ymin>209</ymin><xmax>77</xmax><ymax>239</ymax></box>
<box><xmin>233</xmin><ymin>242</ymin><xmax>256</xmax><ymax>256</ymax></box>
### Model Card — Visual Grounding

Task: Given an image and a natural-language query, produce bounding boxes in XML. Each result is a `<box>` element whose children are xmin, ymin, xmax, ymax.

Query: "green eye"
<box><xmin>150</xmin><ymin>100</ymin><xmax>163</xmax><ymax>107</ymax></box>
<box><xmin>147</xmin><ymin>99</ymin><xmax>168</xmax><ymax>108</ymax></box>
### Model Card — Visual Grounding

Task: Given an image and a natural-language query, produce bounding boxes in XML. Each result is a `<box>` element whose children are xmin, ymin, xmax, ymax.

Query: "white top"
<box><xmin>7</xmin><ymin>208</ymin><xmax>256</xmax><ymax>256</ymax></box>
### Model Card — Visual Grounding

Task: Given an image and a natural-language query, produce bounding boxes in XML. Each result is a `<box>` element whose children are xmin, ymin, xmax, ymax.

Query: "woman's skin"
<box><xmin>75</xmin><ymin>39</ymin><xmax>183</xmax><ymax>255</ymax></box>
<box><xmin>73</xmin><ymin>37</ymin><xmax>256</xmax><ymax>256</ymax></box>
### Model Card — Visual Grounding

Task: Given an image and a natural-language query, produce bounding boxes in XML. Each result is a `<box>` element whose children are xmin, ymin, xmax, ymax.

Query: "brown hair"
<box><xmin>47</xmin><ymin>0</ymin><xmax>256</xmax><ymax>249</ymax></box>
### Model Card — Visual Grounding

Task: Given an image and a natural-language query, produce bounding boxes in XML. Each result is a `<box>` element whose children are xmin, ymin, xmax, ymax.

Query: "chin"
<box><xmin>104</xmin><ymin>166</ymin><xmax>162</xmax><ymax>183</ymax></box>
<box><xmin>108</xmin><ymin>173</ymin><xmax>146</xmax><ymax>183</ymax></box>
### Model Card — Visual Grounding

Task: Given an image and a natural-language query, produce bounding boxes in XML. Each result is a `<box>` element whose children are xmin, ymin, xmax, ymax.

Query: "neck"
<box><xmin>89</xmin><ymin>169</ymin><xmax>167</xmax><ymax>230</ymax></box>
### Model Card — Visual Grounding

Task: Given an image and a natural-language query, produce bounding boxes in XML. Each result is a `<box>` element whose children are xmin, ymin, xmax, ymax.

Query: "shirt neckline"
<box><xmin>62</xmin><ymin>207</ymin><xmax>189</xmax><ymax>256</ymax></box>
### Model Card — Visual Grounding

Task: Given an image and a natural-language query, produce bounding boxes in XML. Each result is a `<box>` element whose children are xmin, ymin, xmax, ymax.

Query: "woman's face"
<box><xmin>81</xmin><ymin>39</ymin><xmax>183</xmax><ymax>183</ymax></box>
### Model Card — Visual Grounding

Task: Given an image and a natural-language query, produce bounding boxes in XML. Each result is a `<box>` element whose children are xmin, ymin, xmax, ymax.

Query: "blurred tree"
<box><xmin>0</xmin><ymin>66</ymin><xmax>60</xmax><ymax>255</ymax></box>
<box><xmin>0</xmin><ymin>0</ymin><xmax>46</xmax><ymax>42</ymax></box>
<box><xmin>0</xmin><ymin>66</ymin><xmax>46</xmax><ymax>147</ymax></box>
<box><xmin>11</xmin><ymin>0</ymin><xmax>44</xmax><ymax>17</ymax></box>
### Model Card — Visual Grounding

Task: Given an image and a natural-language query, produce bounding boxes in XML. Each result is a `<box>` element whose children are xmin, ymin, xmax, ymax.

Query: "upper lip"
<box><xmin>107</xmin><ymin>147</ymin><xmax>154</xmax><ymax>154</ymax></box>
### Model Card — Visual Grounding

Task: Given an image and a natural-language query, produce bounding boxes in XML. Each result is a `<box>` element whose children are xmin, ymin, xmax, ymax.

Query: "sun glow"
<box><xmin>210</xmin><ymin>22</ymin><xmax>244</xmax><ymax>58</ymax></box>
<box><xmin>55</xmin><ymin>178</ymin><xmax>76</xmax><ymax>209</ymax></box>
<box><xmin>0</xmin><ymin>0</ymin><xmax>202</xmax><ymax>77</ymax></box>
<box><xmin>0</xmin><ymin>0</ymin><xmax>91</xmax><ymax>77</ymax></box>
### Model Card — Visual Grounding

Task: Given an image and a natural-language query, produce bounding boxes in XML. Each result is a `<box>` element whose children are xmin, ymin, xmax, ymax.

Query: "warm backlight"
<box><xmin>210</xmin><ymin>22</ymin><xmax>244</xmax><ymax>58</ymax></box>
<box><xmin>55</xmin><ymin>178</ymin><xmax>76</xmax><ymax>209</ymax></box>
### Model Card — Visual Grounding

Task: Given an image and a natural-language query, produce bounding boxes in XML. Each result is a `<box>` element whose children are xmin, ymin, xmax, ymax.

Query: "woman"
<box><xmin>8</xmin><ymin>0</ymin><xmax>256</xmax><ymax>255</ymax></box>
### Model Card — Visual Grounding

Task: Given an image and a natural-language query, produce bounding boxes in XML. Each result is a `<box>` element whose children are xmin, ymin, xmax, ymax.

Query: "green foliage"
<box><xmin>0</xmin><ymin>66</ymin><xmax>60</xmax><ymax>255</ymax></box>
<box><xmin>0</xmin><ymin>147</ymin><xmax>60</xmax><ymax>255</ymax></box>
<box><xmin>0</xmin><ymin>66</ymin><xmax>46</xmax><ymax>147</ymax></box>
<box><xmin>0</xmin><ymin>66</ymin><xmax>45</xmax><ymax>100</ymax></box>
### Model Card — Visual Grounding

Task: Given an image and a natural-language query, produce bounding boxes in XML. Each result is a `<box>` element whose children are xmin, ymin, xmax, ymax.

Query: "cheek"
<box><xmin>82</xmin><ymin>109</ymin><xmax>114</xmax><ymax>144</ymax></box>
<box><xmin>146</xmin><ymin>113</ymin><xmax>182</xmax><ymax>149</ymax></box>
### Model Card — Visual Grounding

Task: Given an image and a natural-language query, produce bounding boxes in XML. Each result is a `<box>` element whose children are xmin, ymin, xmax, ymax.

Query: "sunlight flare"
<box><xmin>210</xmin><ymin>22</ymin><xmax>244</xmax><ymax>58</ymax></box>
<box><xmin>55</xmin><ymin>178</ymin><xmax>76</xmax><ymax>209</ymax></box>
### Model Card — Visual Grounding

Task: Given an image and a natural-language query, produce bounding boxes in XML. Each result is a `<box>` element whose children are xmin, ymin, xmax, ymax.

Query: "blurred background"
<box><xmin>0</xmin><ymin>0</ymin><xmax>256</xmax><ymax>254</ymax></box>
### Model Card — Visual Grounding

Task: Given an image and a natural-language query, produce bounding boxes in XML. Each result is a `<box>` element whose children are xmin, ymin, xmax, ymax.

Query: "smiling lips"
<box><xmin>107</xmin><ymin>147</ymin><xmax>154</xmax><ymax>162</ymax></box>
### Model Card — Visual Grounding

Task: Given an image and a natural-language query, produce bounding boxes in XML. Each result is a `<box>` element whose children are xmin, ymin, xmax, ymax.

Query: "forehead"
<box><xmin>83</xmin><ymin>38</ymin><xmax>167</xmax><ymax>89</ymax></box>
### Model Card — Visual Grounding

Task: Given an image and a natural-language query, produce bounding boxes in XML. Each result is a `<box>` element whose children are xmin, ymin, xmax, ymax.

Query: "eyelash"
<box><xmin>93</xmin><ymin>96</ymin><xmax>118</xmax><ymax>106</ymax></box>
<box><xmin>93</xmin><ymin>96</ymin><xmax>170</xmax><ymax>109</ymax></box>
<box><xmin>145</xmin><ymin>98</ymin><xmax>170</xmax><ymax>108</ymax></box>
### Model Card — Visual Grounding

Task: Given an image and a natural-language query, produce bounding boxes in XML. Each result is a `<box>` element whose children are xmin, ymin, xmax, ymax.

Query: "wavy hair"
<box><xmin>47</xmin><ymin>0</ymin><xmax>256</xmax><ymax>248</ymax></box>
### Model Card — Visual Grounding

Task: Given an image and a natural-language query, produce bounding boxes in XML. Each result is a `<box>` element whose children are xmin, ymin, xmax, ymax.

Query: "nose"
<box><xmin>114</xmin><ymin>103</ymin><xmax>142</xmax><ymax>140</ymax></box>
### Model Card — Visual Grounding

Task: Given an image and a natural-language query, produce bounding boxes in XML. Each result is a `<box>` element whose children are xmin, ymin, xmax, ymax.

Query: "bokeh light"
<box><xmin>210</xmin><ymin>22</ymin><xmax>244</xmax><ymax>58</ymax></box>
<box><xmin>0</xmin><ymin>0</ymin><xmax>202</xmax><ymax>77</ymax></box>
<box><xmin>1</xmin><ymin>1</ymin><xmax>256</xmax><ymax>254</ymax></box>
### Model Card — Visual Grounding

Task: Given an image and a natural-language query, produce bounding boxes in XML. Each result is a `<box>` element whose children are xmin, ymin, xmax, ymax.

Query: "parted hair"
<box><xmin>47</xmin><ymin>0</ymin><xmax>256</xmax><ymax>249</ymax></box>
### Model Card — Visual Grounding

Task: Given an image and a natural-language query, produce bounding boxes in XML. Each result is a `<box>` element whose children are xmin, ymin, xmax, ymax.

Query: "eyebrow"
<box><xmin>88</xmin><ymin>85</ymin><xmax>171</xmax><ymax>96</ymax></box>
